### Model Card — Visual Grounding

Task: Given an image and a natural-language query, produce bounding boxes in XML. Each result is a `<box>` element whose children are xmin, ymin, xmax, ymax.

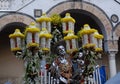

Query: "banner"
<box><xmin>99</xmin><ymin>66</ymin><xmax>106</xmax><ymax>84</ymax></box>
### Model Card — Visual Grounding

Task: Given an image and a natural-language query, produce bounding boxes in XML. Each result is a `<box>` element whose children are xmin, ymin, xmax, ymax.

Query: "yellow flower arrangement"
<box><xmin>82</xmin><ymin>43</ymin><xmax>96</xmax><ymax>49</ymax></box>
<box><xmin>80</xmin><ymin>28</ymin><xmax>97</xmax><ymax>36</ymax></box>
<box><xmin>64</xmin><ymin>35</ymin><xmax>78</xmax><ymax>40</ymax></box>
<box><xmin>63</xmin><ymin>30</ymin><xmax>75</xmax><ymax>34</ymax></box>
<box><xmin>25</xmin><ymin>27</ymin><xmax>40</xmax><ymax>33</ymax></box>
<box><xmin>40</xmin><ymin>33</ymin><xmax>52</xmax><ymax>39</ymax></box>
<box><xmin>64</xmin><ymin>31</ymin><xmax>78</xmax><ymax>40</ymax></box>
<box><xmin>11</xmin><ymin>47</ymin><xmax>22</xmax><ymax>52</ymax></box>
<box><xmin>63</xmin><ymin>30</ymin><xmax>69</xmax><ymax>34</ymax></box>
<box><xmin>66</xmin><ymin>48</ymin><xmax>78</xmax><ymax>54</ymax></box>
<box><xmin>36</xmin><ymin>13</ymin><xmax>51</xmax><ymax>22</ymax></box>
<box><xmin>61</xmin><ymin>13</ymin><xmax>75</xmax><ymax>23</ymax></box>
<box><xmin>27</xmin><ymin>43</ymin><xmax>39</xmax><ymax>48</ymax></box>
<box><xmin>25</xmin><ymin>22</ymin><xmax>40</xmax><ymax>34</ymax></box>
<box><xmin>9</xmin><ymin>29</ymin><xmax>24</xmax><ymax>38</ymax></box>
<box><xmin>50</xmin><ymin>13</ymin><xmax>61</xmax><ymax>25</ymax></box>
<box><xmin>95</xmin><ymin>48</ymin><xmax>103</xmax><ymax>52</ymax></box>
<box><xmin>42</xmin><ymin>48</ymin><xmax>50</xmax><ymax>51</ymax></box>
<box><xmin>39</xmin><ymin>28</ymin><xmax>52</xmax><ymax>39</ymax></box>
<box><xmin>77</xmin><ymin>24</ymin><xmax>97</xmax><ymax>38</ymax></box>
<box><xmin>94</xmin><ymin>31</ymin><xmax>103</xmax><ymax>39</ymax></box>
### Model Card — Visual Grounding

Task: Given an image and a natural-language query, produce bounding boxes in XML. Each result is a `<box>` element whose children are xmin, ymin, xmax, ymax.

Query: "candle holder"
<box><xmin>9</xmin><ymin>21</ymin><xmax>52</xmax><ymax>84</ymax></box>
<box><xmin>9</xmin><ymin>13</ymin><xmax>104</xmax><ymax>84</ymax></box>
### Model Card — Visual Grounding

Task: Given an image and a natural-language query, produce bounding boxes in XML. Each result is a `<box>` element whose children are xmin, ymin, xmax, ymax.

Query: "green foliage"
<box><xmin>51</xmin><ymin>28</ymin><xmax>63</xmax><ymax>45</ymax></box>
<box><xmin>49</xmin><ymin>54</ymin><xmax>57</xmax><ymax>64</ymax></box>
<box><xmin>50</xmin><ymin>13</ymin><xmax>62</xmax><ymax>27</ymax></box>
<box><xmin>82</xmin><ymin>49</ymin><xmax>102</xmax><ymax>76</ymax></box>
<box><xmin>22</xmin><ymin>49</ymin><xmax>41</xmax><ymax>84</ymax></box>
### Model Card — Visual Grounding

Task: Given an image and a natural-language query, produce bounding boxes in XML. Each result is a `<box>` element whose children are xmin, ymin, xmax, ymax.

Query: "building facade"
<box><xmin>0</xmin><ymin>0</ymin><xmax>120</xmax><ymax>83</ymax></box>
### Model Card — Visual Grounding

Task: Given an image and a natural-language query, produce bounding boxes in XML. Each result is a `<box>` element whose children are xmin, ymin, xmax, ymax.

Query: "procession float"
<box><xmin>9</xmin><ymin>13</ymin><xmax>104</xmax><ymax>84</ymax></box>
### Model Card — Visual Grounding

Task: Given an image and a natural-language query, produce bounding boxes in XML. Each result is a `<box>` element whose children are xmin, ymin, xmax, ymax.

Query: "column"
<box><xmin>108</xmin><ymin>51</ymin><xmax>117</xmax><ymax>78</ymax></box>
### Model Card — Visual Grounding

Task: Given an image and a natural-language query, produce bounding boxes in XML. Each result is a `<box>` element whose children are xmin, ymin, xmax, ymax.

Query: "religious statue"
<box><xmin>71</xmin><ymin>48</ymin><xmax>85</xmax><ymax>83</ymax></box>
<box><xmin>49</xmin><ymin>45</ymin><xmax>73</xmax><ymax>84</ymax></box>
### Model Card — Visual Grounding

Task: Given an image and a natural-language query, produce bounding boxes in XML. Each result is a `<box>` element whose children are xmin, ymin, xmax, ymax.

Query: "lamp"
<box><xmin>9</xmin><ymin>22</ymin><xmax>40</xmax><ymax>84</ymax></box>
<box><xmin>39</xmin><ymin>28</ymin><xmax>52</xmax><ymax>53</ymax></box>
<box><xmin>9</xmin><ymin>21</ymin><xmax>52</xmax><ymax>83</ymax></box>
<box><xmin>25</xmin><ymin>22</ymin><xmax>40</xmax><ymax>49</ymax></box>
<box><xmin>64</xmin><ymin>30</ymin><xmax>78</xmax><ymax>54</ymax></box>
<box><xmin>94</xmin><ymin>31</ymin><xmax>104</xmax><ymax>52</ymax></box>
<box><xmin>36</xmin><ymin>13</ymin><xmax>52</xmax><ymax>33</ymax></box>
<box><xmin>9</xmin><ymin>29</ymin><xmax>24</xmax><ymax>52</ymax></box>
<box><xmin>61</xmin><ymin>13</ymin><xmax>75</xmax><ymax>34</ymax></box>
<box><xmin>78</xmin><ymin>24</ymin><xmax>97</xmax><ymax>49</ymax></box>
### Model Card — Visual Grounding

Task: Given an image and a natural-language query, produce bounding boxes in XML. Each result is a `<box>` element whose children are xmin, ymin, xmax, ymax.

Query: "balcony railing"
<box><xmin>0</xmin><ymin>0</ymin><xmax>34</xmax><ymax>11</ymax></box>
<box><xmin>0</xmin><ymin>0</ymin><xmax>12</xmax><ymax>10</ymax></box>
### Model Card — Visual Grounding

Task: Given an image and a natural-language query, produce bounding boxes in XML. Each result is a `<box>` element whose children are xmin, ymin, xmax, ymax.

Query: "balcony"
<box><xmin>0</xmin><ymin>0</ymin><xmax>34</xmax><ymax>11</ymax></box>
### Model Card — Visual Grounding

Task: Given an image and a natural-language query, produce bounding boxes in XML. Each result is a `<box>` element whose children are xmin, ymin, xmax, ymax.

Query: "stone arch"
<box><xmin>114</xmin><ymin>22</ymin><xmax>120</xmax><ymax>39</ymax></box>
<box><xmin>0</xmin><ymin>13</ymin><xmax>36</xmax><ymax>82</ymax></box>
<box><xmin>112</xmin><ymin>23</ymin><xmax>120</xmax><ymax>52</ymax></box>
<box><xmin>115</xmin><ymin>24</ymin><xmax>120</xmax><ymax>72</ymax></box>
<box><xmin>47</xmin><ymin>1</ymin><xmax>113</xmax><ymax>51</ymax></box>
<box><xmin>0</xmin><ymin>12</ymin><xmax>36</xmax><ymax>32</ymax></box>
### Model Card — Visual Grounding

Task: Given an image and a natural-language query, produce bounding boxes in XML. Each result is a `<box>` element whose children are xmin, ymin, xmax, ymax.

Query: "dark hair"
<box><xmin>79</xmin><ymin>47</ymin><xmax>83</xmax><ymax>52</ymax></box>
<box><xmin>52</xmin><ymin>40</ymin><xmax>66</xmax><ymax>54</ymax></box>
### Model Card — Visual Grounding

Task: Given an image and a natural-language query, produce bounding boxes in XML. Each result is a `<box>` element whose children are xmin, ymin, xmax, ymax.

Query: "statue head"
<box><xmin>77</xmin><ymin>48</ymin><xmax>84</xmax><ymax>58</ymax></box>
<box><xmin>57</xmin><ymin>45</ymin><xmax>66</xmax><ymax>56</ymax></box>
<box><xmin>78</xmin><ymin>52</ymin><xmax>83</xmax><ymax>58</ymax></box>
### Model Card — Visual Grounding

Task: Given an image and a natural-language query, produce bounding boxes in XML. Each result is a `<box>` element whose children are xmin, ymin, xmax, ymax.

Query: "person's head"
<box><xmin>78</xmin><ymin>52</ymin><xmax>83</xmax><ymax>58</ymax></box>
<box><xmin>78</xmin><ymin>48</ymin><xmax>84</xmax><ymax>58</ymax></box>
<box><xmin>57</xmin><ymin>45</ymin><xmax>66</xmax><ymax>56</ymax></box>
